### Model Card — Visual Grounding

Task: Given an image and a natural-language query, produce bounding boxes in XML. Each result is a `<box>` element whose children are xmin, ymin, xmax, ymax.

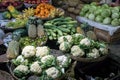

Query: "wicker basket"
<box><xmin>71</xmin><ymin>55</ymin><xmax>108</xmax><ymax>63</ymax></box>
<box><xmin>0</xmin><ymin>70</ymin><xmax>14</xmax><ymax>80</ymax></box>
<box><xmin>8</xmin><ymin>49</ymin><xmax>74</xmax><ymax>80</ymax></box>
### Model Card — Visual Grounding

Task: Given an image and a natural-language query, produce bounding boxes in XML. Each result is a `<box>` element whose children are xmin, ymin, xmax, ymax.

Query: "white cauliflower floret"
<box><xmin>57</xmin><ymin>55</ymin><xmax>71</xmax><ymax>68</ymax></box>
<box><xmin>46</xmin><ymin>67</ymin><xmax>60</xmax><ymax>79</ymax></box>
<box><xmin>65</xmin><ymin>35</ymin><xmax>73</xmax><ymax>43</ymax></box>
<box><xmin>87</xmin><ymin>48</ymin><xmax>100</xmax><ymax>58</ymax></box>
<box><xmin>99</xmin><ymin>47</ymin><xmax>108</xmax><ymax>55</ymax></box>
<box><xmin>80</xmin><ymin>38</ymin><xmax>91</xmax><ymax>46</ymax></box>
<box><xmin>14</xmin><ymin>65</ymin><xmax>28</xmax><ymax>72</ymax></box>
<box><xmin>71</xmin><ymin>45</ymin><xmax>85</xmax><ymax>57</ymax></box>
<box><xmin>16</xmin><ymin>55</ymin><xmax>24</xmax><ymax>63</ymax></box>
<box><xmin>58</xmin><ymin>35</ymin><xmax>73</xmax><ymax>44</ymax></box>
<box><xmin>58</xmin><ymin>36</ymin><xmax>64</xmax><ymax>44</ymax></box>
<box><xmin>36</xmin><ymin>46</ymin><xmax>50</xmax><ymax>58</ymax></box>
<box><xmin>59</xmin><ymin>42</ymin><xmax>71</xmax><ymax>52</ymax></box>
<box><xmin>30</xmin><ymin>61</ymin><xmax>42</xmax><ymax>74</ymax></box>
<box><xmin>74</xmin><ymin>33</ymin><xmax>84</xmax><ymax>37</ymax></box>
<box><xmin>41</xmin><ymin>55</ymin><xmax>54</xmax><ymax>63</ymax></box>
<box><xmin>22</xmin><ymin>46</ymin><xmax>36</xmax><ymax>58</ymax></box>
<box><xmin>13</xmin><ymin>65</ymin><xmax>29</xmax><ymax>77</ymax></box>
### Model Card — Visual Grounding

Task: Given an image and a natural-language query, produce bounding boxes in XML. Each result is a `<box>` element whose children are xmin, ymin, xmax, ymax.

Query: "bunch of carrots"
<box><xmin>35</xmin><ymin>3</ymin><xmax>55</xmax><ymax>18</ymax></box>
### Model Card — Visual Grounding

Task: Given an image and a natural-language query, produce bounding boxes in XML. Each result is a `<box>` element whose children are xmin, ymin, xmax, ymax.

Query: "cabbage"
<box><xmin>103</xmin><ymin>17</ymin><xmax>111</xmax><ymax>25</ymax></box>
<box><xmin>89</xmin><ymin>6</ymin><xmax>97</xmax><ymax>13</ymax></box>
<box><xmin>80</xmin><ymin>12</ymin><xmax>85</xmax><ymax>16</ymax></box>
<box><xmin>90</xmin><ymin>2</ymin><xmax>98</xmax><ymax>6</ymax></box>
<box><xmin>84</xmin><ymin>13</ymin><xmax>89</xmax><ymax>18</ymax></box>
<box><xmin>94</xmin><ymin>8</ymin><xmax>102</xmax><ymax>15</ymax></box>
<box><xmin>111</xmin><ymin>7</ymin><xmax>119</xmax><ymax>13</ymax></box>
<box><xmin>102</xmin><ymin>4</ymin><xmax>109</xmax><ymax>9</ymax></box>
<box><xmin>111</xmin><ymin>19</ymin><xmax>119</xmax><ymax>26</ymax></box>
<box><xmin>81</xmin><ymin>5</ymin><xmax>90</xmax><ymax>13</ymax></box>
<box><xmin>88</xmin><ymin>13</ymin><xmax>95</xmax><ymax>20</ymax></box>
<box><xmin>112</xmin><ymin>13</ymin><xmax>119</xmax><ymax>19</ymax></box>
<box><xmin>95</xmin><ymin>15</ymin><xmax>103</xmax><ymax>22</ymax></box>
<box><xmin>101</xmin><ymin>9</ymin><xmax>111</xmax><ymax>17</ymax></box>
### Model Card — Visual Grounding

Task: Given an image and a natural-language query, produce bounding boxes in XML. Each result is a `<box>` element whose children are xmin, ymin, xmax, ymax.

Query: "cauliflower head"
<box><xmin>99</xmin><ymin>47</ymin><xmax>108</xmax><ymax>55</ymax></box>
<box><xmin>80</xmin><ymin>38</ymin><xmax>91</xmax><ymax>46</ymax></box>
<box><xmin>12</xmin><ymin>55</ymin><xmax>24</xmax><ymax>66</ymax></box>
<box><xmin>30</xmin><ymin>61</ymin><xmax>42</xmax><ymax>74</ymax></box>
<box><xmin>36</xmin><ymin>46</ymin><xmax>50</xmax><ymax>58</ymax></box>
<box><xmin>58</xmin><ymin>35</ymin><xmax>73</xmax><ymax>44</ymax></box>
<box><xmin>22</xmin><ymin>46</ymin><xmax>36</xmax><ymax>58</ymax></box>
<box><xmin>41</xmin><ymin>55</ymin><xmax>56</xmax><ymax>68</ymax></box>
<box><xmin>45</xmin><ymin>67</ymin><xmax>61</xmax><ymax>79</ymax></box>
<box><xmin>71</xmin><ymin>45</ymin><xmax>85</xmax><ymax>57</ymax></box>
<box><xmin>57</xmin><ymin>55</ymin><xmax>71</xmax><ymax>68</ymax></box>
<box><xmin>87</xmin><ymin>48</ymin><xmax>100</xmax><ymax>58</ymax></box>
<box><xmin>13</xmin><ymin>65</ymin><xmax>29</xmax><ymax>78</ymax></box>
<box><xmin>59</xmin><ymin>42</ymin><xmax>71</xmax><ymax>52</ymax></box>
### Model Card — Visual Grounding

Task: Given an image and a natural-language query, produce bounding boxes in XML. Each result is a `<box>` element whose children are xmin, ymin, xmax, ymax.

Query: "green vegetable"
<box><xmin>103</xmin><ymin>17</ymin><xmax>111</xmax><ymax>25</ymax></box>
<box><xmin>95</xmin><ymin>15</ymin><xmax>103</xmax><ymax>22</ymax></box>
<box><xmin>101</xmin><ymin>9</ymin><xmax>111</xmax><ymax>17</ymax></box>
<box><xmin>111</xmin><ymin>19</ymin><xmax>119</xmax><ymax>26</ymax></box>
<box><xmin>111</xmin><ymin>7</ymin><xmax>119</xmax><ymax>13</ymax></box>
<box><xmin>2</xmin><ymin>11</ymin><xmax>11</xmax><ymax>19</ymax></box>
<box><xmin>13</xmin><ymin>29</ymin><xmax>27</xmax><ymax>37</ymax></box>
<box><xmin>88</xmin><ymin>13</ymin><xmax>95</xmax><ymax>20</ymax></box>
<box><xmin>112</xmin><ymin>13</ymin><xmax>119</xmax><ymax>19</ymax></box>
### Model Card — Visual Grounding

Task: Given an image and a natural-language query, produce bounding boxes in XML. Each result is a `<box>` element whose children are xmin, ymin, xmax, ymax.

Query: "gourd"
<box><xmin>6</xmin><ymin>40</ymin><xmax>19</xmax><ymax>59</ymax></box>
<box><xmin>28</xmin><ymin>24</ymin><xmax>37</xmax><ymax>38</ymax></box>
<box><xmin>37</xmin><ymin>24</ymin><xmax>45</xmax><ymax>37</ymax></box>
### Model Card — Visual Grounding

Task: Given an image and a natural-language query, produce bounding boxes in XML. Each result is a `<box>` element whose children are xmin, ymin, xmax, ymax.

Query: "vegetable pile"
<box><xmin>11</xmin><ymin>46</ymin><xmax>71</xmax><ymax>80</ymax></box>
<box><xmin>80</xmin><ymin>2</ymin><xmax>120</xmax><ymax>26</ymax></box>
<box><xmin>58</xmin><ymin>33</ymin><xmax>108</xmax><ymax>59</ymax></box>
<box><xmin>44</xmin><ymin>17</ymin><xmax>77</xmax><ymax>40</ymax></box>
<box><xmin>35</xmin><ymin>3</ymin><xmax>56</xmax><ymax>19</ymax></box>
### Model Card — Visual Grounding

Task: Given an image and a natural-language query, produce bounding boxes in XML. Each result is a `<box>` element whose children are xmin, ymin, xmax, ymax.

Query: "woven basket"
<box><xmin>0</xmin><ymin>70</ymin><xmax>14</xmax><ymax>80</ymax></box>
<box><xmin>71</xmin><ymin>54</ymin><xmax>108</xmax><ymax>63</ymax></box>
<box><xmin>8</xmin><ymin>49</ymin><xmax>74</xmax><ymax>80</ymax></box>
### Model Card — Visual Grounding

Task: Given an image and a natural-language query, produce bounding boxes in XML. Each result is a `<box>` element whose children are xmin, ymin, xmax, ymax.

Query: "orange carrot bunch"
<box><xmin>35</xmin><ymin>3</ymin><xmax>55</xmax><ymax>19</ymax></box>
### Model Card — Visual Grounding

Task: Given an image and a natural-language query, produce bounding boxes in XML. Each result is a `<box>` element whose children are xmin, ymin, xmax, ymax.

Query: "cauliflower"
<box><xmin>30</xmin><ymin>61</ymin><xmax>42</xmax><ymax>74</ymax></box>
<box><xmin>36</xmin><ymin>46</ymin><xmax>50</xmax><ymax>58</ymax></box>
<box><xmin>71</xmin><ymin>45</ymin><xmax>85</xmax><ymax>57</ymax></box>
<box><xmin>59</xmin><ymin>42</ymin><xmax>71</xmax><ymax>52</ymax></box>
<box><xmin>22</xmin><ymin>46</ymin><xmax>36</xmax><ymax>58</ymax></box>
<box><xmin>74</xmin><ymin>33</ymin><xmax>84</xmax><ymax>38</ymax></box>
<box><xmin>12</xmin><ymin>55</ymin><xmax>24</xmax><ymax>66</ymax></box>
<box><xmin>80</xmin><ymin>38</ymin><xmax>91</xmax><ymax>46</ymax></box>
<box><xmin>87</xmin><ymin>48</ymin><xmax>100</xmax><ymax>58</ymax></box>
<box><xmin>13</xmin><ymin>65</ymin><xmax>29</xmax><ymax>78</ymax></box>
<box><xmin>57</xmin><ymin>55</ymin><xmax>71</xmax><ymax>68</ymax></box>
<box><xmin>99</xmin><ymin>47</ymin><xmax>108</xmax><ymax>55</ymax></box>
<box><xmin>41</xmin><ymin>55</ymin><xmax>56</xmax><ymax>68</ymax></box>
<box><xmin>58</xmin><ymin>35</ymin><xmax>73</xmax><ymax>44</ymax></box>
<box><xmin>45</xmin><ymin>67</ymin><xmax>61</xmax><ymax>79</ymax></box>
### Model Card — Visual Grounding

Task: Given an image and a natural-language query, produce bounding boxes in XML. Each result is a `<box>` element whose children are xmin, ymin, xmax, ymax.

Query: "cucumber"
<box><xmin>57</xmin><ymin>27</ymin><xmax>70</xmax><ymax>33</ymax></box>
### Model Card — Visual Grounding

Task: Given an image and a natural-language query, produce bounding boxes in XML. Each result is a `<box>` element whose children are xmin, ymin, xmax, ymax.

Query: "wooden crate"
<box><xmin>94</xmin><ymin>28</ymin><xmax>120</xmax><ymax>43</ymax></box>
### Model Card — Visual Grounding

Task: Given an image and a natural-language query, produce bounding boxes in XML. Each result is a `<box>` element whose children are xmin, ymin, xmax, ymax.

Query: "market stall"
<box><xmin>0</xmin><ymin>0</ymin><xmax>120</xmax><ymax>80</ymax></box>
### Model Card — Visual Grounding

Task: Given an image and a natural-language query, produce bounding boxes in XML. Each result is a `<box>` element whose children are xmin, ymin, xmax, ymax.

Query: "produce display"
<box><xmin>0</xmin><ymin>0</ymin><xmax>23</xmax><ymax>10</ymax></box>
<box><xmin>35</xmin><ymin>3</ymin><xmax>64</xmax><ymax>19</ymax></box>
<box><xmin>11</xmin><ymin>46</ymin><xmax>71</xmax><ymax>80</ymax></box>
<box><xmin>19</xmin><ymin>36</ymin><xmax>47</xmax><ymax>48</ymax></box>
<box><xmin>58</xmin><ymin>33</ymin><xmax>108</xmax><ymax>59</ymax></box>
<box><xmin>6</xmin><ymin>8</ymin><xmax>34</xmax><ymax>28</ymax></box>
<box><xmin>2</xmin><ymin>5</ymin><xmax>20</xmax><ymax>19</ymax></box>
<box><xmin>35</xmin><ymin>3</ymin><xmax>56</xmax><ymax>19</ymax></box>
<box><xmin>24</xmin><ymin>0</ymin><xmax>50</xmax><ymax>4</ymax></box>
<box><xmin>44</xmin><ymin>17</ymin><xmax>77</xmax><ymax>40</ymax></box>
<box><xmin>80</xmin><ymin>2</ymin><xmax>120</xmax><ymax>26</ymax></box>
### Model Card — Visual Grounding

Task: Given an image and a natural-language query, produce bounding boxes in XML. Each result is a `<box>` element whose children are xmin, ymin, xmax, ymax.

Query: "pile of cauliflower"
<box><xmin>12</xmin><ymin>46</ymin><xmax>71</xmax><ymax>79</ymax></box>
<box><xmin>58</xmin><ymin>33</ymin><xmax>108</xmax><ymax>58</ymax></box>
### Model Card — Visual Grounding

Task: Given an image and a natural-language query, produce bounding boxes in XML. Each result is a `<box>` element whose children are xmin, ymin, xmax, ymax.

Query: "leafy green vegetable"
<box><xmin>103</xmin><ymin>17</ymin><xmax>111</xmax><ymax>25</ymax></box>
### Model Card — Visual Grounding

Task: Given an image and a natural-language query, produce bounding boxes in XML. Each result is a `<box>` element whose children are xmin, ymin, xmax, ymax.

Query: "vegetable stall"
<box><xmin>0</xmin><ymin>0</ymin><xmax>120</xmax><ymax>80</ymax></box>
